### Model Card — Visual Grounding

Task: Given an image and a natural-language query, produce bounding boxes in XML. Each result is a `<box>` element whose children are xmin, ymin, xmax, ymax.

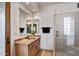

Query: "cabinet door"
<box><xmin>28</xmin><ymin>43</ymin><xmax>36</xmax><ymax>56</ymax></box>
<box><xmin>35</xmin><ymin>40</ymin><xmax>40</xmax><ymax>53</ymax></box>
<box><xmin>28</xmin><ymin>40</ymin><xmax>40</xmax><ymax>56</ymax></box>
<box><xmin>15</xmin><ymin>44</ymin><xmax>28</xmax><ymax>56</ymax></box>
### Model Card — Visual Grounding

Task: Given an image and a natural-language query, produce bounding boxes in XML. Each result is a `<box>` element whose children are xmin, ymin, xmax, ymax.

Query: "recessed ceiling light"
<box><xmin>26</xmin><ymin>2</ymin><xmax>30</xmax><ymax>4</ymax></box>
<box><xmin>27</xmin><ymin>21</ymin><xmax>31</xmax><ymax>24</ymax></box>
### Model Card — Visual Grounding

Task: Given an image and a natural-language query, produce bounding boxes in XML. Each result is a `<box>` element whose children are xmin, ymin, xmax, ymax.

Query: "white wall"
<box><xmin>19</xmin><ymin>9</ymin><xmax>28</xmax><ymax>35</ymax></box>
<box><xmin>39</xmin><ymin>2</ymin><xmax>79</xmax><ymax>50</ymax></box>
<box><xmin>0</xmin><ymin>3</ymin><xmax>5</xmax><ymax>56</ymax></box>
<box><xmin>39</xmin><ymin>7</ymin><xmax>54</xmax><ymax>50</ymax></box>
<box><xmin>11</xmin><ymin>3</ymin><xmax>19</xmax><ymax>56</ymax></box>
<box><xmin>11</xmin><ymin>2</ymin><xmax>31</xmax><ymax>55</ymax></box>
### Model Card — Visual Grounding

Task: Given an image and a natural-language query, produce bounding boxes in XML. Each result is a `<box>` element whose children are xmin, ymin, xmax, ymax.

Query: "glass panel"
<box><xmin>64</xmin><ymin>17</ymin><xmax>72</xmax><ymax>35</ymax></box>
<box><xmin>55</xmin><ymin>13</ymin><xmax>75</xmax><ymax>56</ymax></box>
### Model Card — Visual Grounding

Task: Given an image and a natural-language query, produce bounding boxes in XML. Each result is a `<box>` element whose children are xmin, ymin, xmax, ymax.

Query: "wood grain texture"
<box><xmin>5</xmin><ymin>2</ymin><xmax>11</xmax><ymax>56</ymax></box>
<box><xmin>15</xmin><ymin>36</ymin><xmax>40</xmax><ymax>56</ymax></box>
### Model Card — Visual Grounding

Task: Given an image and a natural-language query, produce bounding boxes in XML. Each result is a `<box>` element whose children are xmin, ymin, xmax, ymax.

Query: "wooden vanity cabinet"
<box><xmin>15</xmin><ymin>37</ymin><xmax>40</xmax><ymax>56</ymax></box>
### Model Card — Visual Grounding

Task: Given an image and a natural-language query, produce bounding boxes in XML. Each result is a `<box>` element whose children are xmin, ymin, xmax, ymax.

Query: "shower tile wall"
<box><xmin>74</xmin><ymin>13</ymin><xmax>79</xmax><ymax>47</ymax></box>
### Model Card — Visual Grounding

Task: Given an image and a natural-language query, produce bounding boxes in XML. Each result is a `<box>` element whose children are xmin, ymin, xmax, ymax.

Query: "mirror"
<box><xmin>26</xmin><ymin>19</ymin><xmax>39</xmax><ymax>35</ymax></box>
<box><xmin>19</xmin><ymin>8</ymin><xmax>31</xmax><ymax>35</ymax></box>
<box><xmin>19</xmin><ymin>8</ymin><xmax>39</xmax><ymax>36</ymax></box>
<box><xmin>26</xmin><ymin>20</ymin><xmax>32</xmax><ymax>34</ymax></box>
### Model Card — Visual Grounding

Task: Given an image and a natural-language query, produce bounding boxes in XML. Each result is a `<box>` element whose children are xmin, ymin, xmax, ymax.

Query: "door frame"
<box><xmin>5</xmin><ymin>2</ymin><xmax>11</xmax><ymax>56</ymax></box>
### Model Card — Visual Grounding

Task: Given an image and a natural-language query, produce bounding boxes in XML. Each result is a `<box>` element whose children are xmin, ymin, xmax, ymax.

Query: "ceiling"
<box><xmin>20</xmin><ymin>2</ymin><xmax>64</xmax><ymax>13</ymax></box>
<box><xmin>20</xmin><ymin>2</ymin><xmax>39</xmax><ymax>13</ymax></box>
<box><xmin>37</xmin><ymin>2</ymin><xmax>63</xmax><ymax>6</ymax></box>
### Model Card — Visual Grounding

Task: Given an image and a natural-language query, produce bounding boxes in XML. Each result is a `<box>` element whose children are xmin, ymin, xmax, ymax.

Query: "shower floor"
<box><xmin>56</xmin><ymin>45</ymin><xmax>79</xmax><ymax>56</ymax></box>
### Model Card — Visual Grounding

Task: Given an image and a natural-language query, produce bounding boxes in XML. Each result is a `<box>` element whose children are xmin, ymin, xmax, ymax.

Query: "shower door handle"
<box><xmin>56</xmin><ymin>31</ymin><xmax>59</xmax><ymax>37</ymax></box>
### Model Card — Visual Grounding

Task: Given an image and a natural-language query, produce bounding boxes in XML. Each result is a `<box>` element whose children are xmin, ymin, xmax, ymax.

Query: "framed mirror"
<box><xmin>26</xmin><ymin>19</ymin><xmax>39</xmax><ymax>35</ymax></box>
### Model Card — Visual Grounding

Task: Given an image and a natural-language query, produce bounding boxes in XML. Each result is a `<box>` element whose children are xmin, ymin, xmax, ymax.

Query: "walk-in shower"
<box><xmin>55</xmin><ymin>12</ymin><xmax>79</xmax><ymax>56</ymax></box>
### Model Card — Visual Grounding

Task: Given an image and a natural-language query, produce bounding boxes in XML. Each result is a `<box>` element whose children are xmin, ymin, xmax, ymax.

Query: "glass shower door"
<box><xmin>55</xmin><ymin>13</ymin><xmax>66</xmax><ymax>56</ymax></box>
<box><xmin>55</xmin><ymin>12</ymin><xmax>79</xmax><ymax>56</ymax></box>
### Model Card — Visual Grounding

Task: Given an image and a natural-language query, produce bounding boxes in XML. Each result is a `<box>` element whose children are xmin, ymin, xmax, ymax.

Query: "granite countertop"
<box><xmin>15</xmin><ymin>36</ymin><xmax>39</xmax><ymax>45</ymax></box>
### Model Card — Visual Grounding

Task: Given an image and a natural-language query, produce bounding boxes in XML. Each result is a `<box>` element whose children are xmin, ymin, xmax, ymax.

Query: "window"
<box><xmin>64</xmin><ymin>17</ymin><xmax>71</xmax><ymax>35</ymax></box>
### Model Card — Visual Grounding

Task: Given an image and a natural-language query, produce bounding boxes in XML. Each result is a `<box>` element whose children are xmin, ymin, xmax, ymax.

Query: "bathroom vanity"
<box><xmin>15</xmin><ymin>35</ymin><xmax>40</xmax><ymax>56</ymax></box>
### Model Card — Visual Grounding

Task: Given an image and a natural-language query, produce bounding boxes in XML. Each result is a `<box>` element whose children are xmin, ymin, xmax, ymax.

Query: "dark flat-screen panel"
<box><xmin>42</xmin><ymin>27</ymin><xmax>50</xmax><ymax>33</ymax></box>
